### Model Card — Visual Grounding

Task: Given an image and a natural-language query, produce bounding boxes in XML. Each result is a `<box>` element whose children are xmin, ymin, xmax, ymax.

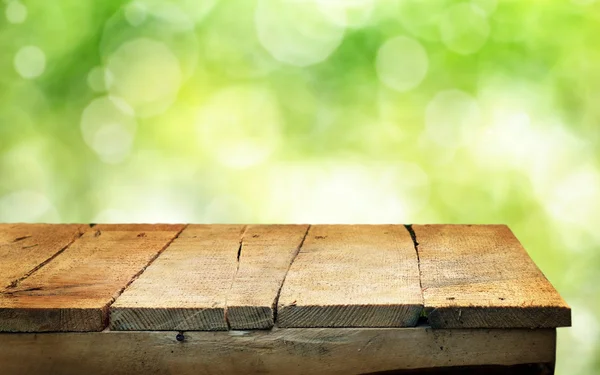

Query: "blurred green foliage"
<box><xmin>1</xmin><ymin>0</ymin><xmax>599</xmax><ymax>372</ymax></box>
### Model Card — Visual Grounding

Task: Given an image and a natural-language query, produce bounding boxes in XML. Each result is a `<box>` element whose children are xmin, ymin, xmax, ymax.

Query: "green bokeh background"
<box><xmin>1</xmin><ymin>0</ymin><xmax>598</xmax><ymax>372</ymax></box>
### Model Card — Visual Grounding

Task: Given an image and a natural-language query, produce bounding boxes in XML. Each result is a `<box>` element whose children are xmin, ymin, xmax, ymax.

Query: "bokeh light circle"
<box><xmin>80</xmin><ymin>96</ymin><xmax>137</xmax><ymax>164</ymax></box>
<box><xmin>87</xmin><ymin>66</ymin><xmax>108</xmax><ymax>93</ymax></box>
<box><xmin>14</xmin><ymin>46</ymin><xmax>46</xmax><ymax>79</ymax></box>
<box><xmin>255</xmin><ymin>0</ymin><xmax>346</xmax><ymax>67</ymax></box>
<box><xmin>105</xmin><ymin>38</ymin><xmax>182</xmax><ymax>118</ymax></box>
<box><xmin>315</xmin><ymin>0</ymin><xmax>375</xmax><ymax>29</ymax></box>
<box><xmin>440</xmin><ymin>3</ymin><xmax>490</xmax><ymax>55</ymax></box>
<box><xmin>124</xmin><ymin>1</ymin><xmax>147</xmax><ymax>27</ymax></box>
<box><xmin>5</xmin><ymin>1</ymin><xmax>27</xmax><ymax>24</ymax></box>
<box><xmin>202</xmin><ymin>0</ymin><xmax>278</xmax><ymax>79</ymax></box>
<box><xmin>398</xmin><ymin>0</ymin><xmax>446</xmax><ymax>42</ymax></box>
<box><xmin>376</xmin><ymin>36</ymin><xmax>429</xmax><ymax>92</ymax></box>
<box><xmin>100</xmin><ymin>0</ymin><xmax>200</xmax><ymax>117</ymax></box>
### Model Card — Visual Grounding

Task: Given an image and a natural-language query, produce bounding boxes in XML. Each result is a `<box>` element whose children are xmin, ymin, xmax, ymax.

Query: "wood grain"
<box><xmin>0</xmin><ymin>224</ymin><xmax>85</xmax><ymax>288</ymax></box>
<box><xmin>0</xmin><ymin>327</ymin><xmax>556</xmax><ymax>375</ymax></box>
<box><xmin>226</xmin><ymin>224</ymin><xmax>309</xmax><ymax>329</ymax></box>
<box><xmin>413</xmin><ymin>225</ymin><xmax>571</xmax><ymax>328</ymax></box>
<box><xmin>277</xmin><ymin>225</ymin><xmax>422</xmax><ymax>327</ymax></box>
<box><xmin>110</xmin><ymin>225</ymin><xmax>245</xmax><ymax>331</ymax></box>
<box><xmin>0</xmin><ymin>225</ymin><xmax>184</xmax><ymax>332</ymax></box>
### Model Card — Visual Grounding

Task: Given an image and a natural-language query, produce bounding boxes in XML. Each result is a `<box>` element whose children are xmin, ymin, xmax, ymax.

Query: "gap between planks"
<box><xmin>102</xmin><ymin>224</ymin><xmax>189</xmax><ymax>326</ymax></box>
<box><xmin>3</xmin><ymin>226</ymin><xmax>87</xmax><ymax>291</ymax></box>
<box><xmin>0</xmin><ymin>224</ymin><xmax>188</xmax><ymax>332</ymax></box>
<box><xmin>404</xmin><ymin>224</ymin><xmax>426</xmax><ymax>323</ymax></box>
<box><xmin>276</xmin><ymin>225</ymin><xmax>423</xmax><ymax>328</ymax></box>
<box><xmin>110</xmin><ymin>225</ymin><xmax>313</xmax><ymax>331</ymax></box>
<box><xmin>223</xmin><ymin>225</ymin><xmax>312</xmax><ymax>329</ymax></box>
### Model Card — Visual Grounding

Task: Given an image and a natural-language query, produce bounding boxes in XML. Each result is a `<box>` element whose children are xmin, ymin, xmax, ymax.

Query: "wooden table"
<box><xmin>0</xmin><ymin>224</ymin><xmax>570</xmax><ymax>374</ymax></box>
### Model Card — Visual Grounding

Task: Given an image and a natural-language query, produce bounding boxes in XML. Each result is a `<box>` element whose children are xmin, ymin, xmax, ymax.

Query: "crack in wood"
<box><xmin>12</xmin><ymin>235</ymin><xmax>32</xmax><ymax>243</ymax></box>
<box><xmin>272</xmin><ymin>225</ymin><xmax>311</xmax><ymax>325</ymax></box>
<box><xmin>404</xmin><ymin>224</ymin><xmax>427</xmax><ymax>324</ymax></box>
<box><xmin>2</xmin><ymin>230</ymin><xmax>86</xmax><ymax>291</ymax></box>
<box><xmin>104</xmin><ymin>224</ymin><xmax>189</xmax><ymax>328</ymax></box>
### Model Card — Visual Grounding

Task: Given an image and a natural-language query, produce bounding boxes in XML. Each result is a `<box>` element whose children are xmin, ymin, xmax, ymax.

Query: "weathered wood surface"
<box><xmin>0</xmin><ymin>327</ymin><xmax>556</xmax><ymax>375</ymax></box>
<box><xmin>226</xmin><ymin>224</ymin><xmax>310</xmax><ymax>329</ymax></box>
<box><xmin>0</xmin><ymin>224</ymin><xmax>570</xmax><ymax>331</ymax></box>
<box><xmin>110</xmin><ymin>225</ymin><xmax>245</xmax><ymax>331</ymax></box>
<box><xmin>277</xmin><ymin>225</ymin><xmax>423</xmax><ymax>327</ymax></box>
<box><xmin>413</xmin><ymin>225</ymin><xmax>571</xmax><ymax>328</ymax></box>
<box><xmin>0</xmin><ymin>224</ymin><xmax>184</xmax><ymax>332</ymax></box>
<box><xmin>0</xmin><ymin>224</ymin><xmax>85</xmax><ymax>288</ymax></box>
<box><xmin>368</xmin><ymin>364</ymin><xmax>554</xmax><ymax>375</ymax></box>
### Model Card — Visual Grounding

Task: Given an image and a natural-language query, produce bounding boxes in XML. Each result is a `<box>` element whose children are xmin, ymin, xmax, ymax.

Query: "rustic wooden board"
<box><xmin>226</xmin><ymin>224</ymin><xmax>310</xmax><ymax>329</ymax></box>
<box><xmin>0</xmin><ymin>225</ymin><xmax>184</xmax><ymax>332</ymax></box>
<box><xmin>277</xmin><ymin>225</ymin><xmax>423</xmax><ymax>327</ymax></box>
<box><xmin>413</xmin><ymin>225</ymin><xmax>571</xmax><ymax>329</ymax></box>
<box><xmin>0</xmin><ymin>327</ymin><xmax>556</xmax><ymax>375</ymax></box>
<box><xmin>0</xmin><ymin>224</ymin><xmax>571</xmax><ymax>332</ymax></box>
<box><xmin>110</xmin><ymin>225</ymin><xmax>245</xmax><ymax>331</ymax></box>
<box><xmin>0</xmin><ymin>224</ymin><xmax>85</xmax><ymax>289</ymax></box>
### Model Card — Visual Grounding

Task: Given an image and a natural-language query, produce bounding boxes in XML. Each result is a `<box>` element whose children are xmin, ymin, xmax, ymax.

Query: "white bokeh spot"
<box><xmin>316</xmin><ymin>0</ymin><xmax>375</xmax><ymax>28</ymax></box>
<box><xmin>124</xmin><ymin>1</ymin><xmax>147</xmax><ymax>26</ymax></box>
<box><xmin>87</xmin><ymin>66</ymin><xmax>109</xmax><ymax>93</ymax></box>
<box><xmin>5</xmin><ymin>1</ymin><xmax>27</xmax><ymax>24</ymax></box>
<box><xmin>440</xmin><ymin>3</ymin><xmax>490</xmax><ymax>55</ymax></box>
<box><xmin>376</xmin><ymin>36</ymin><xmax>428</xmax><ymax>93</ymax></box>
<box><xmin>80</xmin><ymin>96</ymin><xmax>137</xmax><ymax>164</ymax></box>
<box><xmin>255</xmin><ymin>0</ymin><xmax>346</xmax><ymax>67</ymax></box>
<box><xmin>106</xmin><ymin>38</ymin><xmax>182</xmax><ymax>118</ymax></box>
<box><xmin>14</xmin><ymin>46</ymin><xmax>46</xmax><ymax>79</ymax></box>
<box><xmin>398</xmin><ymin>0</ymin><xmax>445</xmax><ymax>42</ymax></box>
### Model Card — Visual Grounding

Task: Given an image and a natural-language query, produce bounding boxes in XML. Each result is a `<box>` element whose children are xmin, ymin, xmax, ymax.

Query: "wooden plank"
<box><xmin>0</xmin><ymin>327</ymin><xmax>556</xmax><ymax>375</ymax></box>
<box><xmin>277</xmin><ymin>225</ymin><xmax>422</xmax><ymax>327</ymax></box>
<box><xmin>0</xmin><ymin>225</ymin><xmax>184</xmax><ymax>332</ymax></box>
<box><xmin>110</xmin><ymin>225</ymin><xmax>245</xmax><ymax>331</ymax></box>
<box><xmin>226</xmin><ymin>224</ymin><xmax>310</xmax><ymax>329</ymax></box>
<box><xmin>0</xmin><ymin>224</ymin><xmax>86</xmax><ymax>289</ymax></box>
<box><xmin>413</xmin><ymin>224</ymin><xmax>571</xmax><ymax>328</ymax></box>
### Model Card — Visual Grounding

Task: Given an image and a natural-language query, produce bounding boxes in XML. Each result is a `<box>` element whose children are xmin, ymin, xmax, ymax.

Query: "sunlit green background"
<box><xmin>1</xmin><ymin>0</ymin><xmax>598</xmax><ymax>372</ymax></box>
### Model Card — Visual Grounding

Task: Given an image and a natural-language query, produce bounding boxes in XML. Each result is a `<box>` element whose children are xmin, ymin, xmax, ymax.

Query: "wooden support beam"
<box><xmin>0</xmin><ymin>327</ymin><xmax>556</xmax><ymax>375</ymax></box>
